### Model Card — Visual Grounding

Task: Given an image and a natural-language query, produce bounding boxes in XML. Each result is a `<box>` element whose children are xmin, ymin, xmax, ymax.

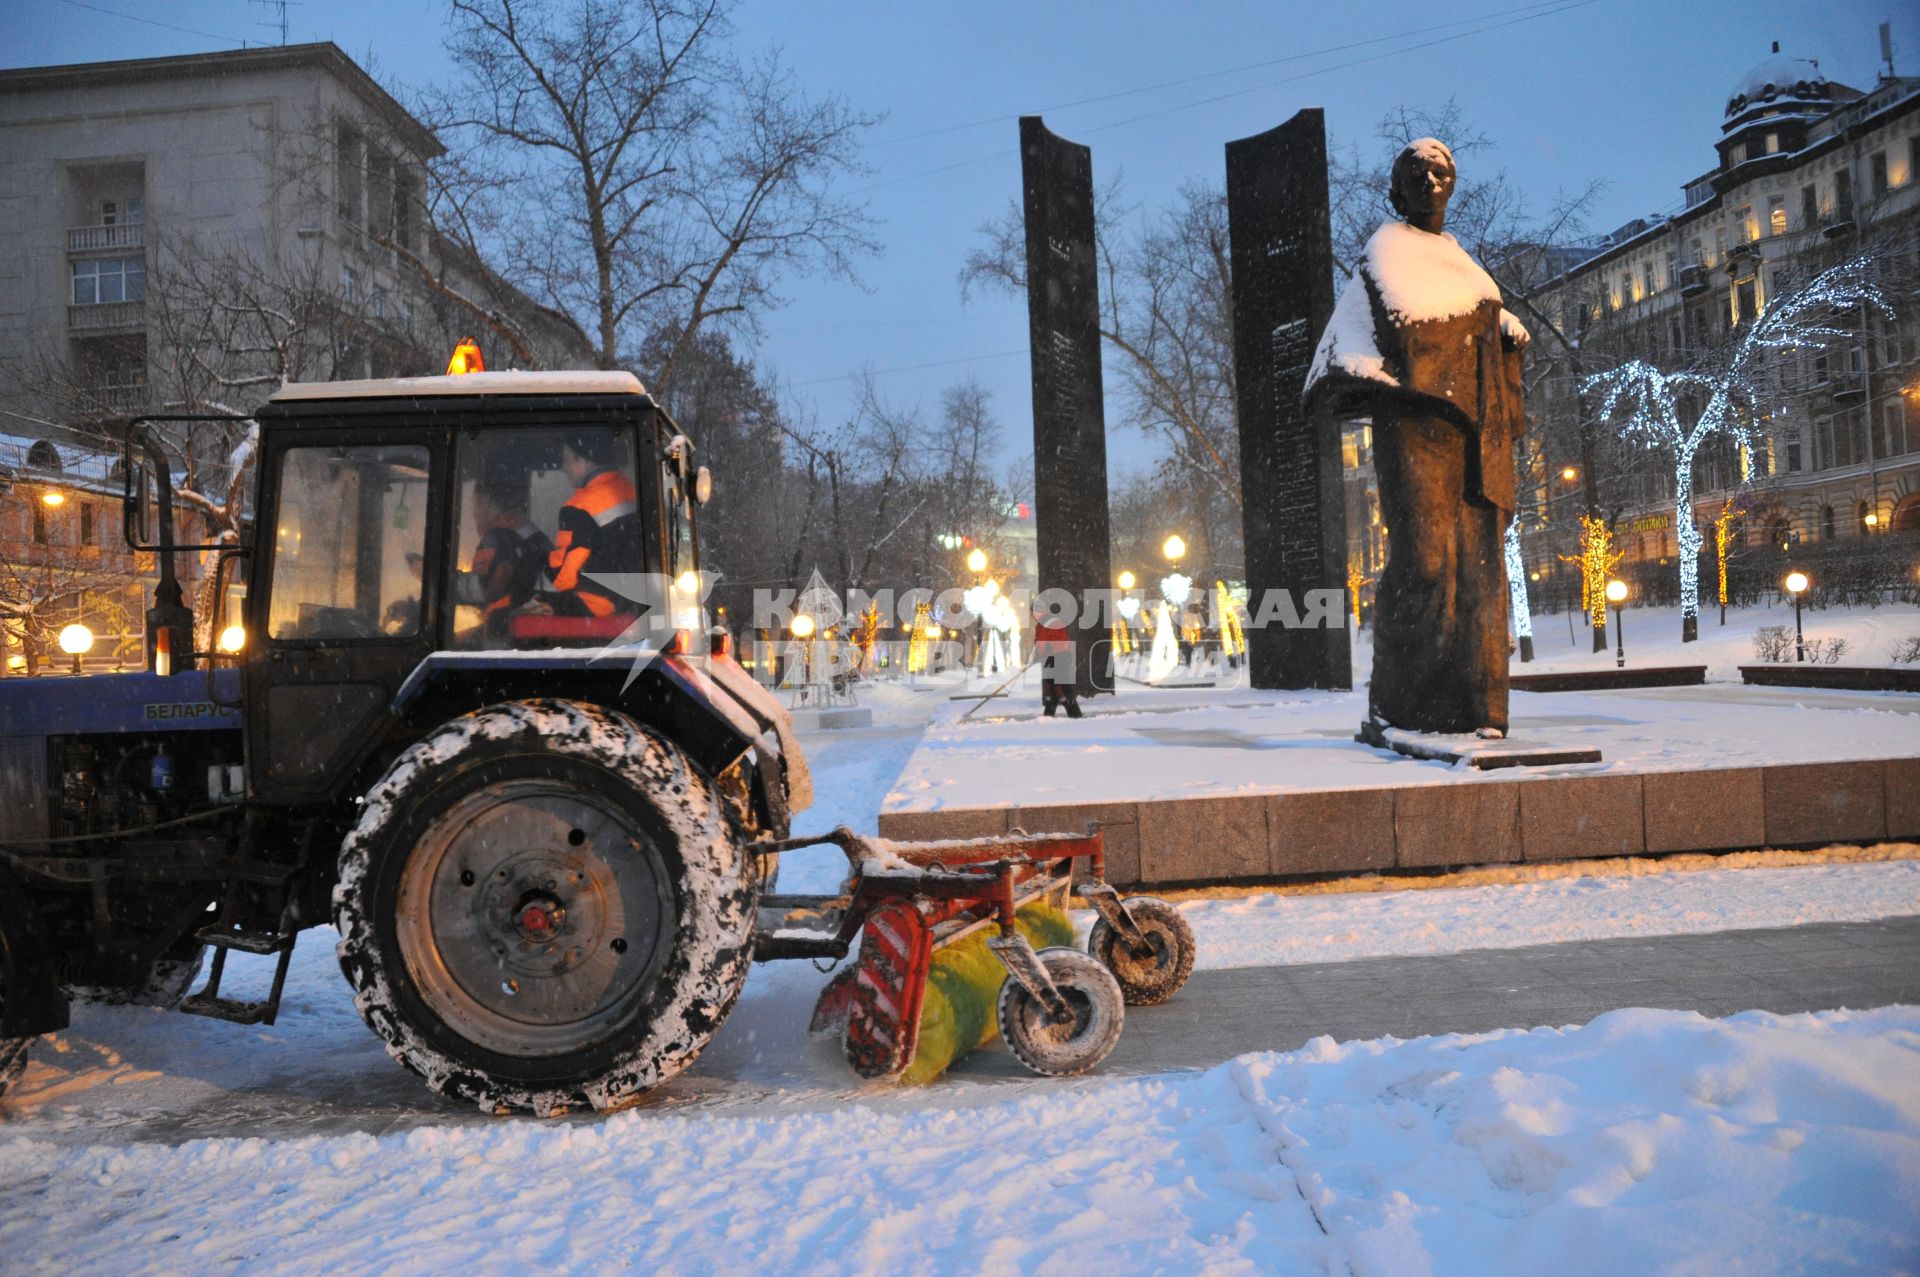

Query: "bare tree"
<box><xmin>425</xmin><ymin>0</ymin><xmax>878</xmax><ymax>391</ymax></box>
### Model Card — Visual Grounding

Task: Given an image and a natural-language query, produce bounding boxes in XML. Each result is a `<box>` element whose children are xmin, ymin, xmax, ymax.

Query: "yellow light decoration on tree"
<box><xmin>1215</xmin><ymin>580</ymin><xmax>1245</xmax><ymax>657</ymax></box>
<box><xmin>853</xmin><ymin>602</ymin><xmax>881</xmax><ymax>672</ymax></box>
<box><xmin>1713</xmin><ymin>498</ymin><xmax>1739</xmax><ymax>619</ymax></box>
<box><xmin>1565</xmin><ymin>514</ymin><xmax>1622</xmax><ymax>633</ymax></box>
<box><xmin>906</xmin><ymin>601</ymin><xmax>934</xmax><ymax>674</ymax></box>
<box><xmin>1345</xmin><ymin>561</ymin><xmax>1369</xmax><ymax>629</ymax></box>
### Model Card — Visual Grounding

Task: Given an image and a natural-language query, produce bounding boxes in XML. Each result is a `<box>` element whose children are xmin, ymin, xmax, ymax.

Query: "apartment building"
<box><xmin>1527</xmin><ymin>45</ymin><xmax>1920</xmax><ymax>574</ymax></box>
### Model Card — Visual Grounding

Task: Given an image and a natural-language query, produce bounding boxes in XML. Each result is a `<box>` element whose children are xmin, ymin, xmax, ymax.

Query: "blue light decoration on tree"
<box><xmin>1582</xmin><ymin>253</ymin><xmax>1889</xmax><ymax>642</ymax></box>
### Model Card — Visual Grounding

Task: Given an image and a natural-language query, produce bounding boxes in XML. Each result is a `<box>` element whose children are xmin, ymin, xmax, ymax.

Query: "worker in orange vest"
<box><xmin>539</xmin><ymin>431</ymin><xmax>642</xmax><ymax>619</ymax></box>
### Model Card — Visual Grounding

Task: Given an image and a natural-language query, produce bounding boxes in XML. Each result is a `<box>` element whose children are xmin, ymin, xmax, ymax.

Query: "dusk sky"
<box><xmin>10</xmin><ymin>0</ymin><xmax>1910</xmax><ymax>475</ymax></box>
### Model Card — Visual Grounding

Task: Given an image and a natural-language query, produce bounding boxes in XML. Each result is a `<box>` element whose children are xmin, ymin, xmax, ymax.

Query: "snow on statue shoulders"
<box><xmin>1308</xmin><ymin>221</ymin><xmax>1528</xmax><ymax>391</ymax></box>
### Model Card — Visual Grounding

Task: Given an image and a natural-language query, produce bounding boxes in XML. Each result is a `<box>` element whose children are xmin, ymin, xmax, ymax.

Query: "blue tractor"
<box><xmin>0</xmin><ymin>369</ymin><xmax>807</xmax><ymax>1116</ymax></box>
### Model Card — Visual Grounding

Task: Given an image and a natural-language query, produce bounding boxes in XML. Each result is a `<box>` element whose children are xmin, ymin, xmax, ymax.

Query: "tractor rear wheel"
<box><xmin>334</xmin><ymin>700</ymin><xmax>757</xmax><ymax>1116</ymax></box>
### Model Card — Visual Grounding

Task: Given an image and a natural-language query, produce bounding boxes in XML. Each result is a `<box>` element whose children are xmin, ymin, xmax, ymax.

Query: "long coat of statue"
<box><xmin>1303</xmin><ymin>138</ymin><xmax>1528</xmax><ymax>736</ymax></box>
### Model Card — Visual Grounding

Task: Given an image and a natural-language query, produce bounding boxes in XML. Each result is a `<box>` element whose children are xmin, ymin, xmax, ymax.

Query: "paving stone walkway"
<box><xmin>952</xmin><ymin>915</ymin><xmax>1920</xmax><ymax>1079</ymax></box>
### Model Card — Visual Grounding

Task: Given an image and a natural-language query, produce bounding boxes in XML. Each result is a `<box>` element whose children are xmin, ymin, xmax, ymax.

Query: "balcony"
<box><xmin>1829</xmin><ymin>374</ymin><xmax>1866</xmax><ymax>404</ymax></box>
<box><xmin>68</xmin><ymin>300</ymin><xmax>145</xmax><ymax>334</ymax></box>
<box><xmin>1723</xmin><ymin>241</ymin><xmax>1761</xmax><ymax>277</ymax></box>
<box><xmin>1821</xmin><ymin>208</ymin><xmax>1856</xmax><ymax>239</ymax></box>
<box><xmin>68</xmin><ymin>223</ymin><xmax>145</xmax><ymax>253</ymax></box>
<box><xmin>1678</xmin><ymin>264</ymin><xmax>1708</xmax><ymax>297</ymax></box>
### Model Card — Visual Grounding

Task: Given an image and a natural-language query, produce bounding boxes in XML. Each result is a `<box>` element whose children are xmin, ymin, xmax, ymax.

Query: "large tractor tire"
<box><xmin>334</xmin><ymin>700</ymin><xmax>757</xmax><ymax>1116</ymax></box>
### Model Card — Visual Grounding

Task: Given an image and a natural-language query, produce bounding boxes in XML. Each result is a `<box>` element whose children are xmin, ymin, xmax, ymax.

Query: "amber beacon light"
<box><xmin>446</xmin><ymin>338</ymin><xmax>486</xmax><ymax>375</ymax></box>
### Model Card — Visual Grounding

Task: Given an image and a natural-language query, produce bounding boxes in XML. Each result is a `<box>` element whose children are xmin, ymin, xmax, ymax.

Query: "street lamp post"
<box><xmin>1605</xmin><ymin>579</ymin><xmax>1627</xmax><ymax>669</ymax></box>
<box><xmin>1785</xmin><ymin>571</ymin><xmax>1809</xmax><ymax>661</ymax></box>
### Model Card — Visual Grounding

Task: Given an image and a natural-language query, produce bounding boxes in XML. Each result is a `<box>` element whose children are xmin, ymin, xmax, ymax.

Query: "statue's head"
<box><xmin>1389</xmin><ymin>137</ymin><xmax>1455</xmax><ymax>233</ymax></box>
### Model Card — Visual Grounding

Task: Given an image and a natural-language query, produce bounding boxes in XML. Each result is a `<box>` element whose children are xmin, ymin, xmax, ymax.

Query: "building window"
<box><xmin>80</xmin><ymin>503</ymin><xmax>94</xmax><ymax>545</ymax></box>
<box><xmin>335</xmin><ymin>123</ymin><xmax>363</xmax><ymax>224</ymax></box>
<box><xmin>1812</xmin><ymin>352</ymin><xmax>1830</xmax><ymax>386</ymax></box>
<box><xmin>1880</xmin><ymin>399</ymin><xmax>1910</xmax><ymax>458</ymax></box>
<box><xmin>1820</xmin><ymin>505</ymin><xmax>1836</xmax><ymax>540</ymax></box>
<box><xmin>1870</xmin><ymin>151</ymin><xmax>1889</xmax><ymax>199</ymax></box>
<box><xmin>1729</xmin><ymin>141</ymin><xmax>1747</xmax><ymax>166</ymax></box>
<box><xmin>33</xmin><ymin>503</ymin><xmax>49</xmax><ymax>544</ymax></box>
<box><xmin>1835</xmin><ymin>166</ymin><xmax>1854</xmax><ymax>214</ymax></box>
<box><xmin>1800</xmin><ymin>184</ymin><xmax>1817</xmax><ymax>229</ymax></box>
<box><xmin>1765</xmin><ymin>132</ymin><xmax>1780</xmax><ymax>154</ymax></box>
<box><xmin>394</xmin><ymin>173</ymin><xmax>418</xmax><ymax>253</ymax></box>
<box><xmin>340</xmin><ymin>265</ymin><xmax>358</xmax><ymax>302</ymax></box>
<box><xmin>1814</xmin><ymin>415</ymin><xmax>1834</xmax><ymax>468</ymax></box>
<box><xmin>1733</xmin><ymin>205</ymin><xmax>1755</xmax><ymax>242</ymax></box>
<box><xmin>1733</xmin><ymin>280</ymin><xmax>1757</xmax><ymax>326</ymax></box>
<box><xmin>71</xmin><ymin>255</ymin><xmax>146</xmax><ymax>305</ymax></box>
<box><xmin>1785</xmin><ymin>429</ymin><xmax>1804</xmax><ymax>473</ymax></box>
<box><xmin>1641</xmin><ymin>264</ymin><xmax>1654</xmax><ymax>298</ymax></box>
<box><xmin>1768</xmin><ymin>196</ymin><xmax>1786</xmax><ymax>236</ymax></box>
<box><xmin>367</xmin><ymin>148</ymin><xmax>395</xmax><ymax>241</ymax></box>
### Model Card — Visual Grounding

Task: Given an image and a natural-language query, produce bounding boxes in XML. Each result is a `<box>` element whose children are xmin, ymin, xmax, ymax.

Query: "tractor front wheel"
<box><xmin>333</xmin><ymin>700</ymin><xmax>757</xmax><ymax>1116</ymax></box>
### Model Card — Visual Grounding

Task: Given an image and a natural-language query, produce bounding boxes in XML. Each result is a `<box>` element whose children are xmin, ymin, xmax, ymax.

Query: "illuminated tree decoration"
<box><xmin>1559</xmin><ymin>514</ymin><xmax>1620</xmax><ymax>636</ymax></box>
<box><xmin>1712</xmin><ymin>497</ymin><xmax>1741</xmax><ymax>626</ymax></box>
<box><xmin>1583</xmin><ymin>254</ymin><xmax>1889</xmax><ymax>642</ymax></box>
<box><xmin>1503</xmin><ymin>519</ymin><xmax>1533</xmax><ymax>648</ymax></box>
<box><xmin>1345</xmin><ymin>561</ymin><xmax>1369</xmax><ymax>630</ymax></box>
<box><xmin>1214</xmin><ymin>580</ymin><xmax>1246</xmax><ymax>660</ymax></box>
<box><xmin>906</xmin><ymin>601</ymin><xmax>935</xmax><ymax>675</ymax></box>
<box><xmin>854</xmin><ymin>602</ymin><xmax>881</xmax><ymax>671</ymax></box>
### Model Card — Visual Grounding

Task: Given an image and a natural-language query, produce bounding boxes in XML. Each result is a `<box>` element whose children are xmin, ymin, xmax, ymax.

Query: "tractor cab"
<box><xmin>228</xmin><ymin>370</ymin><xmax>715</xmax><ymax>805</ymax></box>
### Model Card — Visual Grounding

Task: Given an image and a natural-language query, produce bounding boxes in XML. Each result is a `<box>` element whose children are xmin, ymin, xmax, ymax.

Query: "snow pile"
<box><xmin>4</xmin><ymin>1007</ymin><xmax>1915</xmax><ymax>1274</ymax></box>
<box><xmin>1163</xmin><ymin>855</ymin><xmax>1920</xmax><ymax>971</ymax></box>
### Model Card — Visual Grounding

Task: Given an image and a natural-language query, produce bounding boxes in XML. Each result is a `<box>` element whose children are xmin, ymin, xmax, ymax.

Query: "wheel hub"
<box><xmin>395</xmin><ymin>781</ymin><xmax>675</xmax><ymax>1057</ymax></box>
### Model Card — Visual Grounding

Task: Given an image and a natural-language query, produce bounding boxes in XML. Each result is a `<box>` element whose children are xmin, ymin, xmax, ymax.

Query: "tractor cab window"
<box><xmin>449</xmin><ymin>426</ymin><xmax>651</xmax><ymax>649</ymax></box>
<box><xmin>267</xmin><ymin>445</ymin><xmax>430</xmax><ymax>641</ymax></box>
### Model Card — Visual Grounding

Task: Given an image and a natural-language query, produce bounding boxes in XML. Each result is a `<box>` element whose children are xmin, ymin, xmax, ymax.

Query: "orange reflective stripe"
<box><xmin>577</xmin><ymin>590</ymin><xmax>617</xmax><ymax>618</ymax></box>
<box><xmin>566</xmin><ymin>470</ymin><xmax>637</xmax><ymax>521</ymax></box>
<box><xmin>551</xmin><ymin>545</ymin><xmax>591</xmax><ymax>592</ymax></box>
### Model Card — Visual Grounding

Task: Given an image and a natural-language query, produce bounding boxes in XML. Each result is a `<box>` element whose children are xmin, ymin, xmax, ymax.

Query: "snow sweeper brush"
<box><xmin>751</xmin><ymin>826</ymin><xmax>1197</xmax><ymax>1081</ymax></box>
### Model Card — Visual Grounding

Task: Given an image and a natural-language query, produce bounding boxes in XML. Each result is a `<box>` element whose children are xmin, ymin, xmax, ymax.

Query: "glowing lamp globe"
<box><xmin>790</xmin><ymin>614</ymin><xmax>816</xmax><ymax>639</ymax></box>
<box><xmin>41</xmin><ymin>490</ymin><xmax>65</xmax><ymax>508</ymax></box>
<box><xmin>965</xmin><ymin>548</ymin><xmax>988</xmax><ymax>574</ymax></box>
<box><xmin>1785</xmin><ymin>571</ymin><xmax>1809</xmax><ymax>595</ymax></box>
<box><xmin>1604</xmin><ymin>579</ymin><xmax>1628</xmax><ymax>605</ymax></box>
<box><xmin>1162</xmin><ymin>535</ymin><xmax>1186</xmax><ymax>563</ymax></box>
<box><xmin>58</xmin><ymin>623</ymin><xmax>94</xmax><ymax>656</ymax></box>
<box><xmin>218</xmin><ymin>625</ymin><xmax>247</xmax><ymax>654</ymax></box>
<box><xmin>1117</xmin><ymin>570</ymin><xmax>1136</xmax><ymax>591</ymax></box>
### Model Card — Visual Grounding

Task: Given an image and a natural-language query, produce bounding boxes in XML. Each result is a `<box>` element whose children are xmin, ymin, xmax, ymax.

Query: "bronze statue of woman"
<box><xmin>1303</xmin><ymin>138</ymin><xmax>1528</xmax><ymax>737</ymax></box>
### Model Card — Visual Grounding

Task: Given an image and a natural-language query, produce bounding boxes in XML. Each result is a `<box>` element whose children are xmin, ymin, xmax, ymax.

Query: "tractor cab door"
<box><xmin>245</xmin><ymin>434</ymin><xmax>439</xmax><ymax>802</ymax></box>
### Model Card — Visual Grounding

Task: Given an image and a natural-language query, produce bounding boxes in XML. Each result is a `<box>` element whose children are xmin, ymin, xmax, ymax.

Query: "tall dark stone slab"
<box><xmin>1020</xmin><ymin>116</ymin><xmax>1114</xmax><ymax>696</ymax></box>
<box><xmin>1226</xmin><ymin>110</ymin><xmax>1350</xmax><ymax>690</ymax></box>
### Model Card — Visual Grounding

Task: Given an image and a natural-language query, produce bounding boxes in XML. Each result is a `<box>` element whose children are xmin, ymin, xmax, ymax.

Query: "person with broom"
<box><xmin>1031</xmin><ymin>603</ymin><xmax>1083</xmax><ymax>719</ymax></box>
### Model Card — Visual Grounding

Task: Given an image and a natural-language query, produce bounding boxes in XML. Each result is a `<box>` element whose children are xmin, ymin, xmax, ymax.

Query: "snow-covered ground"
<box><xmin>4</xmin><ymin>1007</ymin><xmax>1915</xmax><ymax>1274</ymax></box>
<box><xmin>1517</xmin><ymin>597</ymin><xmax>1920</xmax><ymax>677</ymax></box>
<box><xmin>880</xmin><ymin>602</ymin><xmax>1920</xmax><ymax>813</ymax></box>
<box><xmin>4</xmin><ymin>664</ymin><xmax>1918</xmax><ymax>1273</ymax></box>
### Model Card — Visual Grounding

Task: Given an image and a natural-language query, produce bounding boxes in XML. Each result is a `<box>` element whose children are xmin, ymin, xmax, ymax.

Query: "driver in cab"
<box><xmin>536</xmin><ymin>431</ymin><xmax>643</xmax><ymax>620</ymax></box>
